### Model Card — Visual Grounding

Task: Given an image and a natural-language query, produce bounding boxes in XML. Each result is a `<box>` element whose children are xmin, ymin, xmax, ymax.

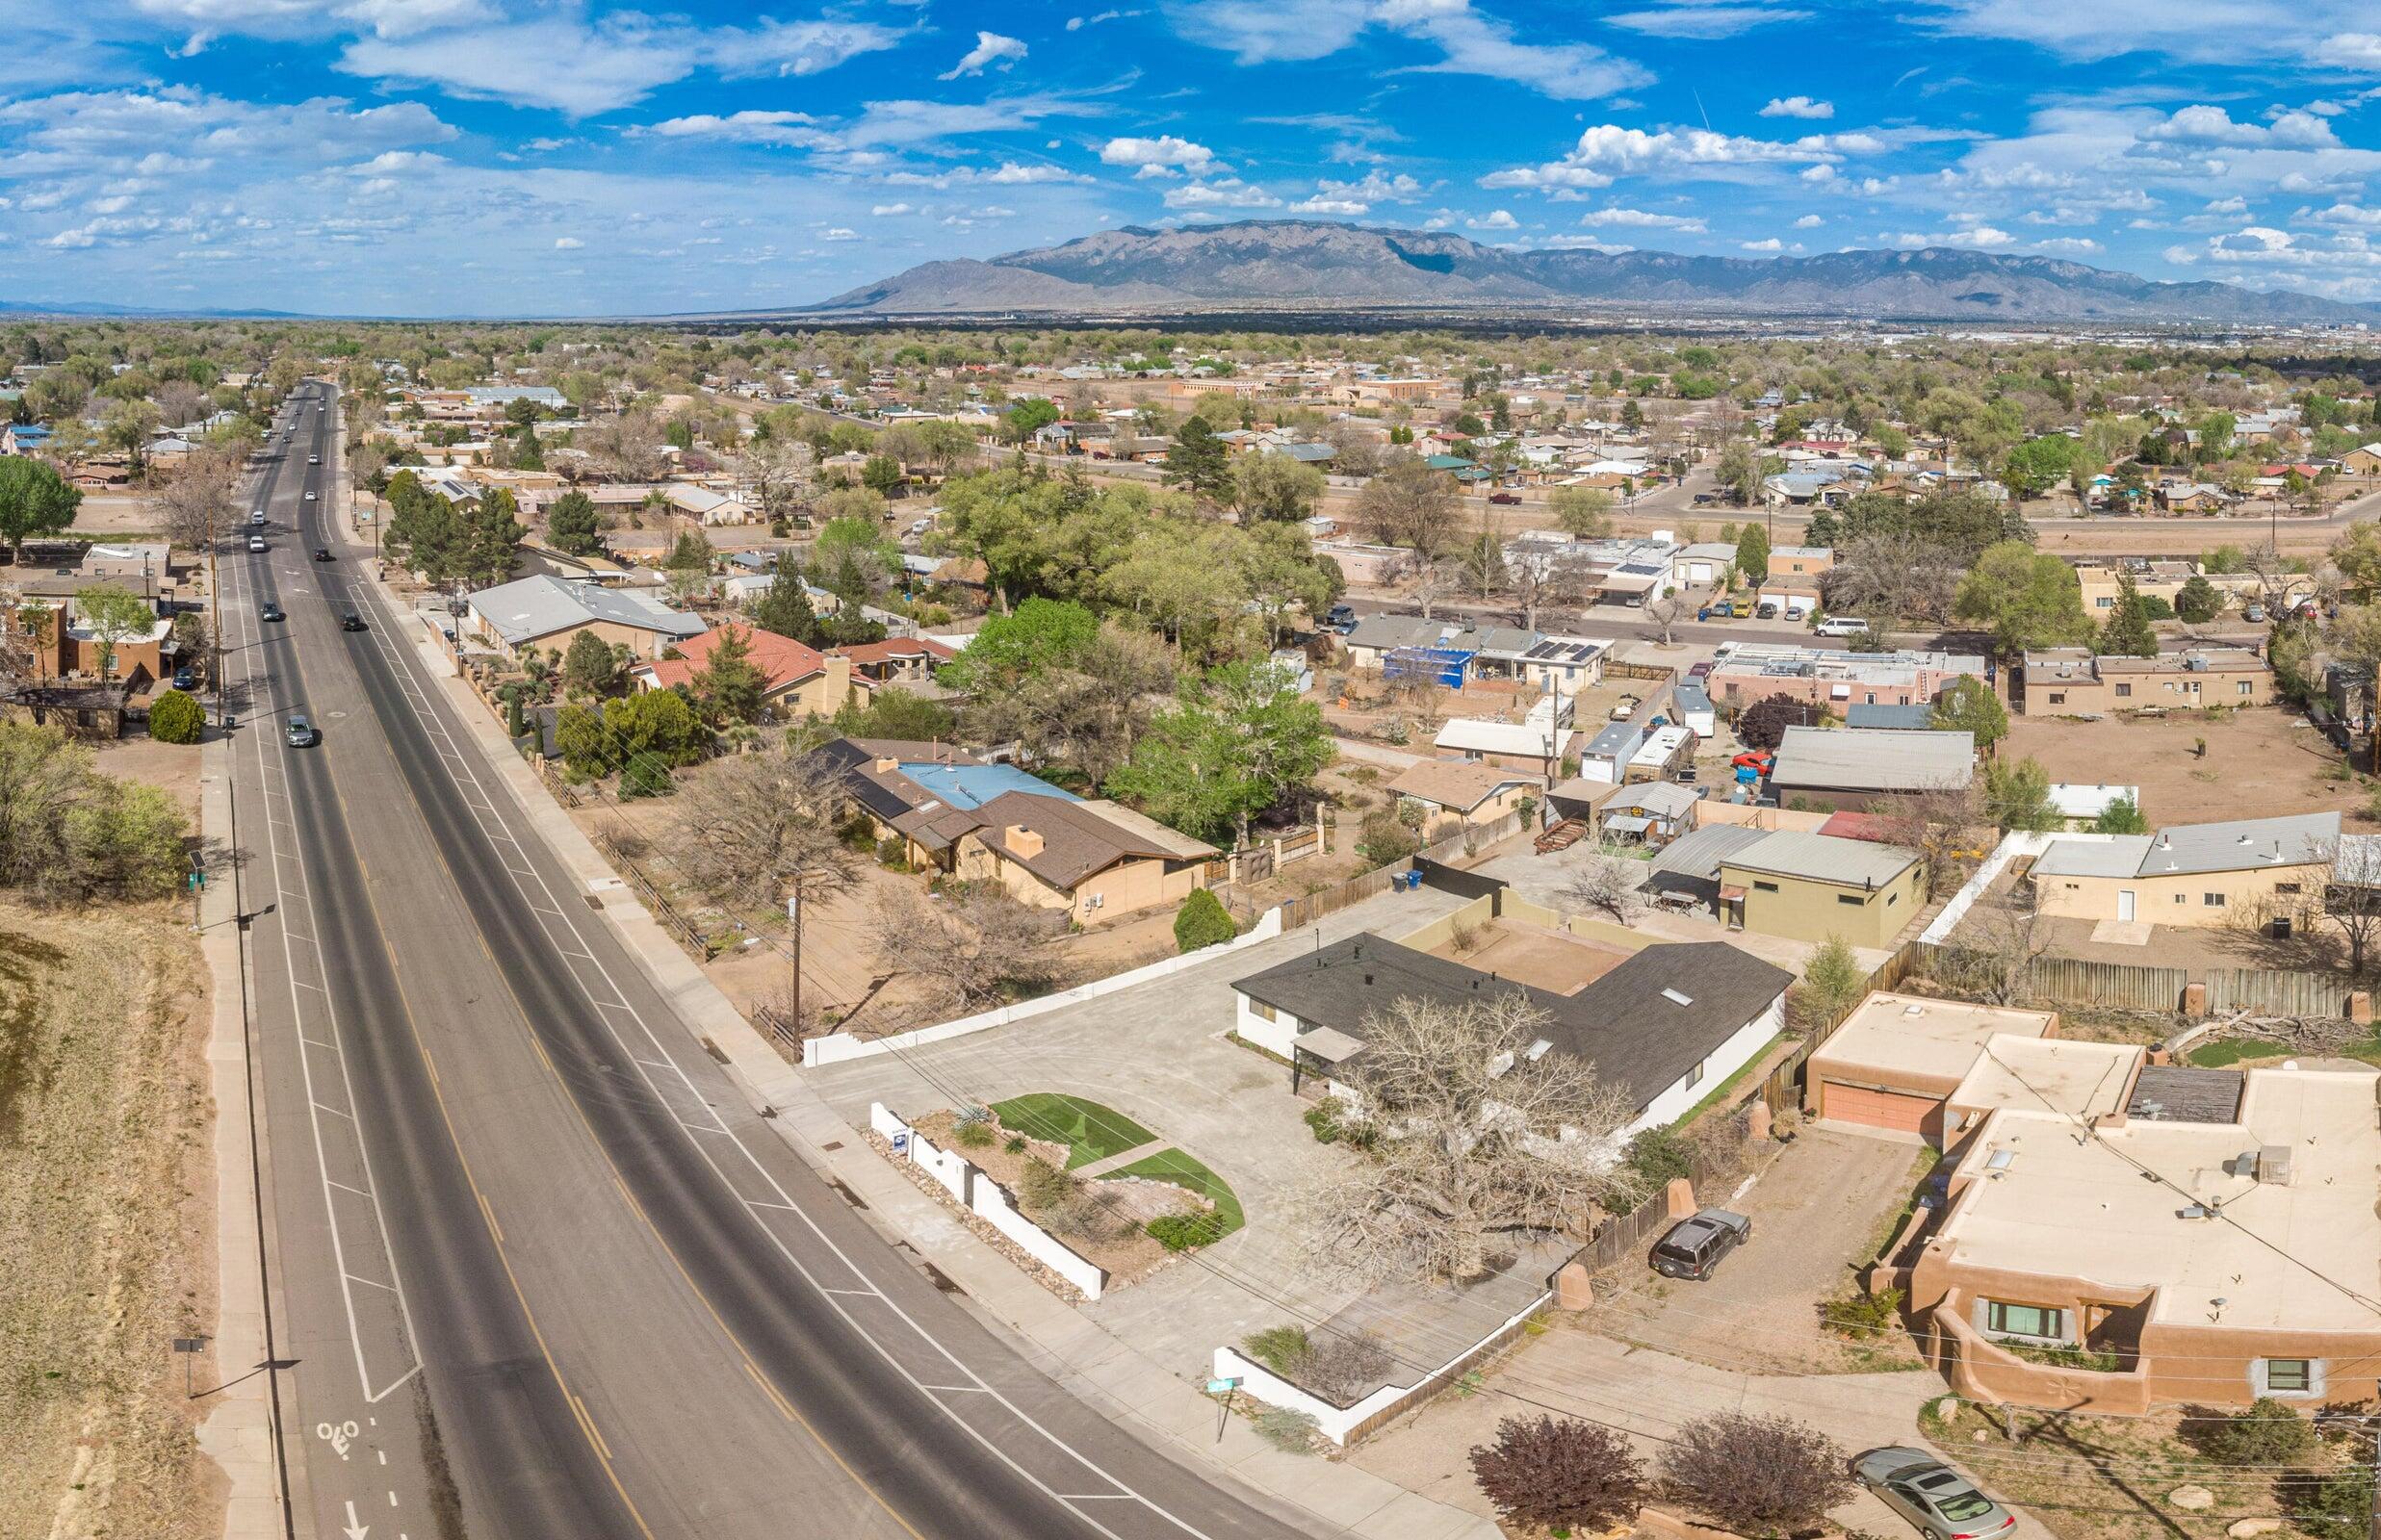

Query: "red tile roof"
<box><xmin>833</xmin><ymin>636</ymin><xmax>957</xmax><ymax>667</ymax></box>
<box><xmin>639</xmin><ymin>621</ymin><xmax>825</xmax><ymax>693</ymax></box>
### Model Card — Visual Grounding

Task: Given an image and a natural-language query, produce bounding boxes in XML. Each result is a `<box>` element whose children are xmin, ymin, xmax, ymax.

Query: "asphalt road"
<box><xmin>228</xmin><ymin>388</ymin><xmax>1324</xmax><ymax>1540</ymax></box>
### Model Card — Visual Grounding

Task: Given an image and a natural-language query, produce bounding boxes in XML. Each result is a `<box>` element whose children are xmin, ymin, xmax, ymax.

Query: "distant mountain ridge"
<box><xmin>799</xmin><ymin>220</ymin><xmax>2379</xmax><ymax>324</ymax></box>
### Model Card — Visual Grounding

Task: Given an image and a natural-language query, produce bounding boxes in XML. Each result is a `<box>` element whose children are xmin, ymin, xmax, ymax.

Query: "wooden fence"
<box><xmin>1274</xmin><ymin>809</ymin><xmax>1526</xmax><ymax>932</ymax></box>
<box><xmin>2205</xmin><ymin>967</ymin><xmax>2365</xmax><ymax>1018</ymax></box>
<box><xmin>591</xmin><ymin>831</ymin><xmax>717</xmax><ymax>962</ymax></box>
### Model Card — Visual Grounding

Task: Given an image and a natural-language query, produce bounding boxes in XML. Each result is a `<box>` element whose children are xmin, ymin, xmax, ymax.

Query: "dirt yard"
<box><xmin>0</xmin><ymin>901</ymin><xmax>220</xmax><ymax>1540</ymax></box>
<box><xmin>1432</xmin><ymin>918</ymin><xmax>1632</xmax><ymax>994</ymax></box>
<box><xmin>2004</xmin><ymin>706</ymin><xmax>2368</xmax><ymax>828</ymax></box>
<box><xmin>65</xmin><ymin>493</ymin><xmax>166</xmax><ymax>538</ymax></box>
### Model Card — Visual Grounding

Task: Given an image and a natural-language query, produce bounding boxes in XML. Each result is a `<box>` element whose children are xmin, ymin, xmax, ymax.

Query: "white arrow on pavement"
<box><xmin>343</xmin><ymin>1499</ymin><xmax>370</xmax><ymax>1540</ymax></box>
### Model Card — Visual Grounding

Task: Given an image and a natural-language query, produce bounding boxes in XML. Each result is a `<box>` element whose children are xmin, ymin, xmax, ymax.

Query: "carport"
<box><xmin>1805</xmin><ymin>993</ymin><xmax>2058</xmax><ymax>1145</ymax></box>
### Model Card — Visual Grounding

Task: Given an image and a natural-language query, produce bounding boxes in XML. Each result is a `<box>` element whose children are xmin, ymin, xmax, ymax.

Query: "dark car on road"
<box><xmin>1488</xmin><ymin>491</ymin><xmax>1521</xmax><ymax>504</ymax></box>
<box><xmin>1852</xmin><ymin>1448</ymin><xmax>2015</xmax><ymax>1540</ymax></box>
<box><xmin>1650</xmin><ymin>1208</ymin><xmax>1752</xmax><ymax>1280</ymax></box>
<box><xmin>340</xmin><ymin>611</ymin><xmax>367</xmax><ymax>632</ymax></box>
<box><xmin>171</xmin><ymin>666</ymin><xmax>197</xmax><ymax>691</ymax></box>
<box><xmin>314</xmin><ymin>547</ymin><xmax>334</xmax><ymax>562</ymax></box>
<box><xmin>259</xmin><ymin>602</ymin><xmax>284</xmax><ymax>623</ymax></box>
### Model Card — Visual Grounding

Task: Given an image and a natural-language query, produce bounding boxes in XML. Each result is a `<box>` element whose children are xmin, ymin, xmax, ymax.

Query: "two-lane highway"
<box><xmin>224</xmin><ymin>386</ymin><xmax>1321</xmax><ymax>1539</ymax></box>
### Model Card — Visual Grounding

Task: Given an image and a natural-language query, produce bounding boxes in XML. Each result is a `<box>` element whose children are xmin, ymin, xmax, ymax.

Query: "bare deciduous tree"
<box><xmin>149</xmin><ymin>443</ymin><xmax>243</xmax><ymax>552</ymax></box>
<box><xmin>870</xmin><ymin>881</ymin><xmax>1073</xmax><ymax>1014</ymax></box>
<box><xmin>1643</xmin><ymin>591</ymin><xmax>1691</xmax><ymax>645</ymax></box>
<box><xmin>669</xmin><ymin>746</ymin><xmax>863</xmax><ymax>1026</ymax></box>
<box><xmin>2316</xmin><ymin>834</ymin><xmax>2381</xmax><ymax>978</ymax></box>
<box><xmin>1565</xmin><ymin>853</ymin><xmax>1645</xmax><ymax>924</ymax></box>
<box><xmin>1506</xmin><ymin>548</ymin><xmax>1584</xmax><ymax>632</ymax></box>
<box><xmin>1301</xmin><ymin>991</ymin><xmax>1638</xmax><ymax>1283</ymax></box>
<box><xmin>1410</xmin><ymin>558</ymin><xmax>1461</xmax><ymax>621</ymax></box>
<box><xmin>1825</xmin><ymin>531</ymin><xmax>1962</xmax><ymax>629</ymax></box>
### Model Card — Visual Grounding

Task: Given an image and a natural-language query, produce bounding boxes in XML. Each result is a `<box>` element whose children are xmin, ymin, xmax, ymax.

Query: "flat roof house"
<box><xmin>1903</xmin><ymin>1064</ymin><xmax>2381</xmax><ymax>1413</ymax></box>
<box><xmin>1229</xmin><ymin>935</ymin><xmax>1791</xmax><ymax>1142</ymax></box>
<box><xmin>1805</xmin><ymin>992</ymin><xmax>2064</xmax><ymax>1143</ymax></box>
<box><xmin>2032</xmin><ymin>811</ymin><xmax>2338</xmax><ymax>930</ymax></box>
<box><xmin>1768</xmin><ymin>727</ymin><xmax>1975</xmax><ymax>812</ymax></box>
<box><xmin>1435</xmin><ymin>718</ymin><xmax>1569</xmax><ymax>778</ymax></box>
<box><xmin>2018</xmin><ymin>647</ymin><xmax>2274</xmax><ymax>716</ymax></box>
<box><xmin>1718</xmin><ymin>830</ymin><xmax>1925</xmax><ymax>949</ymax></box>
<box><xmin>1705</xmin><ymin>642</ymin><xmax>1986</xmax><ymax>711</ymax></box>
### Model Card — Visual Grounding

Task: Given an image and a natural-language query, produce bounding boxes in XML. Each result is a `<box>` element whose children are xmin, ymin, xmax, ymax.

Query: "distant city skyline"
<box><xmin>8</xmin><ymin>0</ymin><xmax>2381</xmax><ymax>315</ymax></box>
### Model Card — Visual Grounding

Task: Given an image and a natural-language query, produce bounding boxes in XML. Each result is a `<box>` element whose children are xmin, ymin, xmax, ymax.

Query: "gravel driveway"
<box><xmin>1587</xmin><ymin>1125</ymin><xmax>1928</xmax><ymax>1373</ymax></box>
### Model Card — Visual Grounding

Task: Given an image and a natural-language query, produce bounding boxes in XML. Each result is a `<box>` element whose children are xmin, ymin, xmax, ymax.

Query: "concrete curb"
<box><xmin>363</xmin><ymin>555</ymin><xmax>1498</xmax><ymax>1540</ymax></box>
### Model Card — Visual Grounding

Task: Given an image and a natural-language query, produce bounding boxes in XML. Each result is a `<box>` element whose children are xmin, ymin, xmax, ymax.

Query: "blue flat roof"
<box><xmin>899</xmin><ymin>761</ymin><xmax>1080</xmax><ymax>809</ymax></box>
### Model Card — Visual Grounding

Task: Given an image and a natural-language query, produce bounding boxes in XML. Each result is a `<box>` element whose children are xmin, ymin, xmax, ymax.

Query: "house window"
<box><xmin>2239</xmin><ymin>680</ymin><xmax>2254</xmax><ymax>696</ymax></box>
<box><xmin>1249</xmin><ymin>999</ymin><xmax>1277</xmax><ymax>1023</ymax></box>
<box><xmin>2205</xmin><ymin>892</ymin><xmax>2226</xmax><ymax>907</ymax></box>
<box><xmin>2259</xmin><ymin>1359</ymin><xmax>2320</xmax><ymax>1397</ymax></box>
<box><xmin>1985</xmin><ymin>1301</ymin><xmax>2065</xmax><ymax>1341</ymax></box>
<box><xmin>2096</xmin><ymin>597</ymin><xmax>2114</xmax><ymax>608</ymax></box>
<box><xmin>1837</xmin><ymin>893</ymin><xmax>1865</xmax><ymax>905</ymax></box>
<box><xmin>2114</xmin><ymin>683</ymin><xmax>2133</xmax><ymax>699</ymax></box>
<box><xmin>1753</xmin><ymin>880</ymin><xmax>1780</xmax><ymax>893</ymax></box>
<box><xmin>1684</xmin><ymin>1058</ymin><xmax>1706</xmax><ymax>1089</ymax></box>
<box><xmin>2276</xmin><ymin>883</ymin><xmax>2302</xmax><ymax>896</ymax></box>
<box><xmin>2048</xmin><ymin>692</ymin><xmax>2065</xmax><ymax>706</ymax></box>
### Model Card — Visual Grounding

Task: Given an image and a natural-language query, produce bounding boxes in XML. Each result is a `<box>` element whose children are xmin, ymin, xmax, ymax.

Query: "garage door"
<box><xmin>1823</xmin><ymin>1082</ymin><xmax>1944</xmax><ymax>1140</ymax></box>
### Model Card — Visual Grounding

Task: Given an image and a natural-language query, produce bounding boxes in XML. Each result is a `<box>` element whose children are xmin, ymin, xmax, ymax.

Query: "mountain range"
<box><xmin>799</xmin><ymin>220</ymin><xmax>2377</xmax><ymax>325</ymax></box>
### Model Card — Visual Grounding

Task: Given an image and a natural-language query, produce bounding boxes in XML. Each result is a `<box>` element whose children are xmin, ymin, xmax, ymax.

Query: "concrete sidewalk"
<box><xmin>378</xmin><ymin>579</ymin><xmax>1500</xmax><ymax>1540</ymax></box>
<box><xmin>195</xmin><ymin>711</ymin><xmax>295</xmax><ymax>1540</ymax></box>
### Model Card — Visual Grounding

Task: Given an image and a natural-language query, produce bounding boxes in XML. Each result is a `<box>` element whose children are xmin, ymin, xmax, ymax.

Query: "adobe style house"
<box><xmin>1766</xmin><ymin>727</ymin><xmax>1975</xmax><ymax>813</ymax></box>
<box><xmin>1717</xmin><ymin>831</ymin><xmax>1925</xmax><ymax>949</ymax></box>
<box><xmin>1902</xmin><ymin>1061</ymin><xmax>2381</xmax><ymax>1413</ymax></box>
<box><xmin>2018</xmin><ymin>647</ymin><xmax>2274</xmax><ymax>715</ymax></box>
<box><xmin>2031</xmin><ymin>811</ymin><xmax>2336</xmax><ymax>929</ymax></box>
<box><xmin>1703</xmin><ymin>642</ymin><xmax>1986</xmax><ymax>711</ymax></box>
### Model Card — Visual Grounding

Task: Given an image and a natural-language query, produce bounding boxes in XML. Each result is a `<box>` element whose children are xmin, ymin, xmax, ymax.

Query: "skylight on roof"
<box><xmin>1661</xmin><ymin>988</ymin><xmax>1695</xmax><ymax>1007</ymax></box>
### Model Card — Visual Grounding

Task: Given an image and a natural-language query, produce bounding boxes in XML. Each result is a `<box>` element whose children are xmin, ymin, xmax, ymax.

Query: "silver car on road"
<box><xmin>1852</xmin><ymin>1448</ymin><xmax>2015</xmax><ymax>1540</ymax></box>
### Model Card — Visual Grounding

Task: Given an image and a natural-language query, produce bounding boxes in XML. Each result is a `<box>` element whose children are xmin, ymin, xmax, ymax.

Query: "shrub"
<box><xmin>1296</xmin><ymin>1331</ymin><xmax>1391</xmax><ymax>1403</ymax></box>
<box><xmin>1017</xmin><ymin>1156</ymin><xmax>1076</xmax><ymax>1211</ymax></box>
<box><xmin>1303</xmin><ymin>1104</ymin><xmax>1343</xmax><ymax>1143</ymax></box>
<box><xmin>2283</xmin><ymin>1462</ymin><xmax>2374</xmax><ymax>1540</ymax></box>
<box><xmin>1241</xmin><ymin>1325</ymin><xmax>1310</xmax><ymax>1374</ymax></box>
<box><xmin>1818</xmin><ymin>1286</ymin><xmax>1903</xmax><ymax>1341</ymax></box>
<box><xmin>1661</xmin><ymin>1412</ymin><xmax>1851</xmax><ymax>1538</ymax></box>
<box><xmin>952</xmin><ymin>1104</ymin><xmax>995</xmax><ymax>1148</ymax></box>
<box><xmin>1003</xmin><ymin>1136</ymin><xmax>1027</xmax><ymax>1155</ymax></box>
<box><xmin>1471</xmin><ymin>1415</ymin><xmax>1648</xmax><ymax>1534</ymax></box>
<box><xmin>1252</xmin><ymin>1407</ymin><xmax>1319</xmax><ymax>1453</ymax></box>
<box><xmin>1146</xmin><ymin>1213</ymin><xmax>1217</xmax><ymax>1251</ymax></box>
<box><xmin>1621</xmin><ymin>1127</ymin><xmax>1695</xmax><ymax>1211</ymax></box>
<box><xmin>1793</xmin><ymin>934</ymin><xmax>1866</xmax><ymax>1028</ymax></box>
<box><xmin>2195</xmin><ymin>1398</ymin><xmax>2316</xmax><ymax>1466</ymax></box>
<box><xmin>1358</xmin><ymin>808</ymin><xmax>1420</xmax><ymax>868</ymax></box>
<box><xmin>874</xmin><ymin>835</ymin><xmax>912</xmax><ymax>871</ymax></box>
<box><xmin>147</xmin><ymin>688</ymin><xmax>203</xmax><ymax>744</ymax></box>
<box><xmin>1174</xmin><ymin>887</ymin><xmax>1239</xmax><ymax>953</ymax></box>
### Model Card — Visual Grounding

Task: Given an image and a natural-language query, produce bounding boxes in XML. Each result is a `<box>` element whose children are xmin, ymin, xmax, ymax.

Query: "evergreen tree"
<box><xmin>747</xmin><ymin>563</ymin><xmax>821</xmax><ymax>645</ymax></box>
<box><xmin>1165</xmin><ymin>416</ymin><xmax>1232</xmax><ymax>500</ymax></box>
<box><xmin>693</xmin><ymin>625</ymin><xmax>767</xmax><ymax>725</ymax></box>
<box><xmin>2097</xmin><ymin>574</ymin><xmax>2160</xmax><ymax>657</ymax></box>
<box><xmin>547</xmin><ymin>489</ymin><xmax>603</xmax><ymax>556</ymax></box>
<box><xmin>1734</xmin><ymin>522</ymin><xmax>1772</xmax><ymax>588</ymax></box>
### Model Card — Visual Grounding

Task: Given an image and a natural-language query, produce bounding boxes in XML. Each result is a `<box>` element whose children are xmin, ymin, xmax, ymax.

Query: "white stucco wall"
<box><xmin>1617</xmin><ymin>991</ymin><xmax>1786</xmax><ymax>1142</ymax></box>
<box><xmin>1233</xmin><ymin>992</ymin><xmax>1302</xmax><ymax>1057</ymax></box>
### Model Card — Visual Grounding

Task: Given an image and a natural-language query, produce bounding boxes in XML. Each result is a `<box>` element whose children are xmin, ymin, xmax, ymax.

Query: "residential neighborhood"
<box><xmin>23</xmin><ymin>255</ymin><xmax>2381</xmax><ymax>1540</ymax></box>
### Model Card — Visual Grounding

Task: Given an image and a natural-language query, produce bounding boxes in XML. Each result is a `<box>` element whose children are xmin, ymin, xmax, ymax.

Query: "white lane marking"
<box><xmin>344</xmin><ymin>570</ymin><xmax>1220</xmax><ymax>1540</ymax></box>
<box><xmin>220</xmin><ymin>537</ymin><xmax>424</xmax><ymax>1408</ymax></box>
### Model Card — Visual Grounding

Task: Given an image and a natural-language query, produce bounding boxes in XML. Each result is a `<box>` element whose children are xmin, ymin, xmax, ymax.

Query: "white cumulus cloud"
<box><xmin>939</xmin><ymin>31</ymin><xmax>1027</xmax><ymax>80</ymax></box>
<box><xmin>1760</xmin><ymin>95</ymin><xmax>1834</xmax><ymax>119</ymax></box>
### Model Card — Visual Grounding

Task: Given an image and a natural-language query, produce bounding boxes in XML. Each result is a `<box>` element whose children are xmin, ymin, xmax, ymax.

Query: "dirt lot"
<box><xmin>1431</xmin><ymin>917</ymin><xmax>1631</xmax><ymax>994</ymax></box>
<box><xmin>0</xmin><ymin>901</ymin><xmax>220</xmax><ymax>1540</ymax></box>
<box><xmin>65</xmin><ymin>493</ymin><xmax>166</xmax><ymax>537</ymax></box>
<box><xmin>2003</xmin><ymin>706</ymin><xmax>2368</xmax><ymax>828</ymax></box>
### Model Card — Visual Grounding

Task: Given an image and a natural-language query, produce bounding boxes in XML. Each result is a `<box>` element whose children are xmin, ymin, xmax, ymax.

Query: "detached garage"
<box><xmin>1805</xmin><ymin>993</ymin><xmax>2058</xmax><ymax>1146</ymax></box>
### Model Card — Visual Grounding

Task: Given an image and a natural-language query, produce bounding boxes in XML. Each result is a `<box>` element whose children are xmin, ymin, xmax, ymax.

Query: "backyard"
<box><xmin>2003</xmin><ymin>707</ymin><xmax>2368</xmax><ymax>827</ymax></box>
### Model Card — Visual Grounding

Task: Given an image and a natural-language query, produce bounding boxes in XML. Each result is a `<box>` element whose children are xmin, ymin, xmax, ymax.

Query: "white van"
<box><xmin>1815</xmin><ymin>616</ymin><xmax>1871</xmax><ymax>638</ymax></box>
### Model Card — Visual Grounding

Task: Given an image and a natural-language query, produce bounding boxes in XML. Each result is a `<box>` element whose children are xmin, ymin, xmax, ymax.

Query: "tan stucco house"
<box><xmin>2031</xmin><ymin>812</ymin><xmax>2336</xmax><ymax>930</ymax></box>
<box><xmin>1717</xmin><ymin>830</ymin><xmax>1925</xmax><ymax>949</ymax></box>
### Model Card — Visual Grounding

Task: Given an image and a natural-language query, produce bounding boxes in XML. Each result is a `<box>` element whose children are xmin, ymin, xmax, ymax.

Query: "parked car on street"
<box><xmin>1650</xmin><ymin>1208</ymin><xmax>1752</xmax><ymax>1280</ymax></box>
<box><xmin>1816</xmin><ymin>616</ymin><xmax>1872</xmax><ymax>637</ymax></box>
<box><xmin>1488</xmin><ymin>491</ymin><xmax>1521</xmax><ymax>505</ymax></box>
<box><xmin>1852</xmin><ymin>1448</ymin><xmax>2015</xmax><ymax>1540</ymax></box>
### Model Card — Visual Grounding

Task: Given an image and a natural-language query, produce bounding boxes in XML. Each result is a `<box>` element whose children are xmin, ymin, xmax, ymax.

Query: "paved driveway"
<box><xmin>1588</xmin><ymin>1126</ymin><xmax>1928</xmax><ymax>1373</ymax></box>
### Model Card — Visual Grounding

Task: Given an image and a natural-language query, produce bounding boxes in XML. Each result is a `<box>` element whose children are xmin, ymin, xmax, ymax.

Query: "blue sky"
<box><xmin>9</xmin><ymin>0</ymin><xmax>2381</xmax><ymax>316</ymax></box>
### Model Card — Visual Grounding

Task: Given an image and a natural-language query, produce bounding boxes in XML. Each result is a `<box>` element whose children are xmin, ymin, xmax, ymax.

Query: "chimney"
<box><xmin>1006</xmin><ymin>824</ymin><xmax>1045</xmax><ymax>860</ymax></box>
<box><xmin>874</xmin><ymin>757</ymin><xmax>900</xmax><ymax>774</ymax></box>
<box><xmin>824</xmin><ymin>652</ymin><xmax>853</xmax><ymax>713</ymax></box>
